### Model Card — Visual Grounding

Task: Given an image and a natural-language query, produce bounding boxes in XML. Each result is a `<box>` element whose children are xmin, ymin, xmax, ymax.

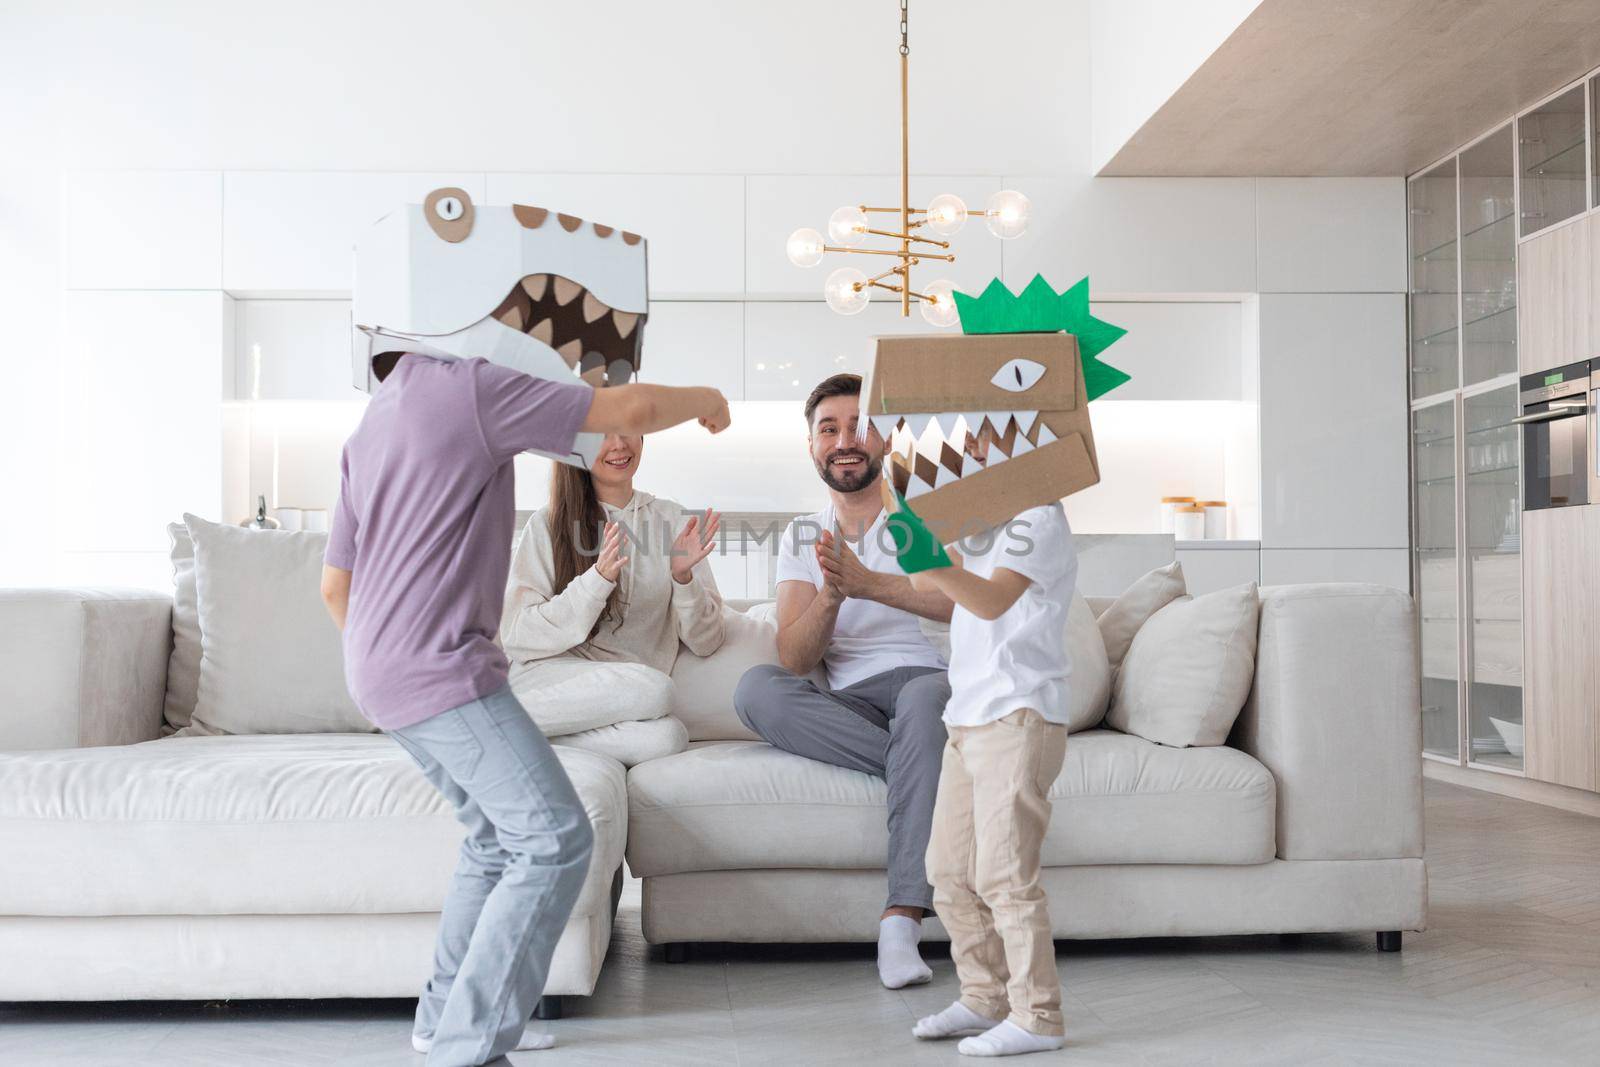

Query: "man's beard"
<box><xmin>815</xmin><ymin>449</ymin><xmax>883</xmax><ymax>493</ymax></box>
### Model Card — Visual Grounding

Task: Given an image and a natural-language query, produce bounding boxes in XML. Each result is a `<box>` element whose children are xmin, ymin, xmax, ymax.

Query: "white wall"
<box><xmin>1089</xmin><ymin>0</ymin><xmax>1263</xmax><ymax>173</ymax></box>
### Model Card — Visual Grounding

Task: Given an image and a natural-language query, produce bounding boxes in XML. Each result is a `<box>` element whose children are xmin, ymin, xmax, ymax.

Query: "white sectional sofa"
<box><xmin>0</xmin><ymin>579</ymin><xmax>1426</xmax><ymax>1013</ymax></box>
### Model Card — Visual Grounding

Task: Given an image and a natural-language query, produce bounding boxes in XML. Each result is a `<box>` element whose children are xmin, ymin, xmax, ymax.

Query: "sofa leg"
<box><xmin>663</xmin><ymin>942</ymin><xmax>689</xmax><ymax>964</ymax></box>
<box><xmin>1376</xmin><ymin>930</ymin><xmax>1402</xmax><ymax>952</ymax></box>
<box><xmin>534</xmin><ymin>995</ymin><xmax>563</xmax><ymax>1020</ymax></box>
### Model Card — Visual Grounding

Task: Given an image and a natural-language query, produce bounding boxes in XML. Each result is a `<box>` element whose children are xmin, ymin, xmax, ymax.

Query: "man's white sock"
<box><xmin>877</xmin><ymin>914</ymin><xmax>933</xmax><ymax>989</ymax></box>
<box><xmin>411</xmin><ymin>1027</ymin><xmax>555</xmax><ymax>1054</ymax></box>
<box><xmin>912</xmin><ymin>1000</ymin><xmax>1003</xmax><ymax>1039</ymax></box>
<box><xmin>957</xmin><ymin>1020</ymin><xmax>1064</xmax><ymax>1057</ymax></box>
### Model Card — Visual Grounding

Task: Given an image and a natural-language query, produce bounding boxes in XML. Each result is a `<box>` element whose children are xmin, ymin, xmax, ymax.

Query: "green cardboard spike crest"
<box><xmin>952</xmin><ymin>274</ymin><xmax>1132</xmax><ymax>401</ymax></box>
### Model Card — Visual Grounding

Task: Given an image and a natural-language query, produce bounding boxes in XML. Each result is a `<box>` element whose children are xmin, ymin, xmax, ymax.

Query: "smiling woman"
<box><xmin>497</xmin><ymin>435</ymin><xmax>727</xmax><ymax>744</ymax></box>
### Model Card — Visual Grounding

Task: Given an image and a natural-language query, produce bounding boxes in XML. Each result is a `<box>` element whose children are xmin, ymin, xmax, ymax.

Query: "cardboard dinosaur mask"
<box><xmin>353</xmin><ymin>186</ymin><xmax>648</xmax><ymax>467</ymax></box>
<box><xmin>863</xmin><ymin>274</ymin><xmax>1130</xmax><ymax>564</ymax></box>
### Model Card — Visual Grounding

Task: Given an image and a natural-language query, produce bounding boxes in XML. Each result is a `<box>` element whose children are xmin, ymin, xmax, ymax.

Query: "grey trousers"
<box><xmin>734</xmin><ymin>663</ymin><xmax>950</xmax><ymax>912</ymax></box>
<box><xmin>389</xmin><ymin>686</ymin><xmax>594</xmax><ymax>1067</ymax></box>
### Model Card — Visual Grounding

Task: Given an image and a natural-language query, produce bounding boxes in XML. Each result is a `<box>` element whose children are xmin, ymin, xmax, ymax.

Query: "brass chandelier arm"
<box><xmin>821</xmin><ymin>245</ymin><xmax>955</xmax><ymax>261</ymax></box>
<box><xmin>861</xmin><ymin>226</ymin><xmax>949</xmax><ymax>247</ymax></box>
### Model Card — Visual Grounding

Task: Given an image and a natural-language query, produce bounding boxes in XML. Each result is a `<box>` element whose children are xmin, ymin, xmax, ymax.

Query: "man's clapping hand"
<box><xmin>816</xmin><ymin>527</ymin><xmax>884</xmax><ymax>603</ymax></box>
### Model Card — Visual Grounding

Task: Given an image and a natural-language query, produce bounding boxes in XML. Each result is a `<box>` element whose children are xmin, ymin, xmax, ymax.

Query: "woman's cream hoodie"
<box><xmin>501</xmin><ymin>490</ymin><xmax>724</xmax><ymax>673</ymax></box>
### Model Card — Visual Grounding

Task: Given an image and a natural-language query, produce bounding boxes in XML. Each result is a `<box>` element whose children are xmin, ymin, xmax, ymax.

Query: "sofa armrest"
<box><xmin>0</xmin><ymin>588</ymin><xmax>172</xmax><ymax>750</ymax></box>
<box><xmin>1231</xmin><ymin>583</ymin><xmax>1423</xmax><ymax>862</ymax></box>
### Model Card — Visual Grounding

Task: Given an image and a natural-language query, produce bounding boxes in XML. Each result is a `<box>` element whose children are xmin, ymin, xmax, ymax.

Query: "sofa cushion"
<box><xmin>670</xmin><ymin>604</ymin><xmax>825</xmax><ymax>742</ymax></box>
<box><xmin>1097</xmin><ymin>561</ymin><xmax>1186</xmax><ymax>669</ymax></box>
<box><xmin>626</xmin><ymin>730</ymin><xmax>1275</xmax><ymax>877</ymax></box>
<box><xmin>185</xmin><ymin>514</ymin><xmax>372</xmax><ymax>735</ymax></box>
<box><xmin>1107</xmin><ymin>582</ymin><xmax>1261</xmax><ymax>748</ymax></box>
<box><xmin>164</xmin><ymin>522</ymin><xmax>200</xmax><ymax>731</ymax></box>
<box><xmin>0</xmin><ymin>735</ymin><xmax>626</xmax><ymax>917</ymax></box>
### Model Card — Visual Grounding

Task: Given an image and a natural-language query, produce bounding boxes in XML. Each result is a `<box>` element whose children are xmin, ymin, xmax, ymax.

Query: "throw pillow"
<box><xmin>669</xmin><ymin>604</ymin><xmax>828</xmax><ymax>742</ymax></box>
<box><xmin>1106</xmin><ymin>581</ymin><xmax>1261</xmax><ymax>748</ymax></box>
<box><xmin>186</xmin><ymin>514</ymin><xmax>373</xmax><ymax>735</ymax></box>
<box><xmin>1063</xmin><ymin>592</ymin><xmax>1112</xmax><ymax>731</ymax></box>
<box><xmin>1096</xmin><ymin>561</ymin><xmax>1187</xmax><ymax>669</ymax></box>
<box><xmin>163</xmin><ymin>522</ymin><xmax>201</xmax><ymax>731</ymax></box>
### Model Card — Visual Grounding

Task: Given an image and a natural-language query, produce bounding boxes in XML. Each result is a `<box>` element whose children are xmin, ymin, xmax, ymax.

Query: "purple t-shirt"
<box><xmin>325</xmin><ymin>354</ymin><xmax>593</xmax><ymax>729</ymax></box>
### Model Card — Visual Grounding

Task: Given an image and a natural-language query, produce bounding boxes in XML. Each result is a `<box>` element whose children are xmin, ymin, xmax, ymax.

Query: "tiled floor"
<box><xmin>4</xmin><ymin>779</ymin><xmax>1599</xmax><ymax>1065</ymax></box>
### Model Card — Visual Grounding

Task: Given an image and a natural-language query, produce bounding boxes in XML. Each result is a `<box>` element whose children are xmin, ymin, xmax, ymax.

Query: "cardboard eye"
<box><xmin>991</xmin><ymin>358</ymin><xmax>1046</xmax><ymax>392</ymax></box>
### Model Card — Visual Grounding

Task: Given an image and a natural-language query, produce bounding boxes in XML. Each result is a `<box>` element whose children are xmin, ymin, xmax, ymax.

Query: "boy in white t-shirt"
<box><xmin>907</xmin><ymin>500</ymin><xmax>1078</xmax><ymax>1058</ymax></box>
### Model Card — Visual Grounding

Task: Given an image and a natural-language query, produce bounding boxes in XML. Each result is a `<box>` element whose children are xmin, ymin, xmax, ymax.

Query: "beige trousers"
<box><xmin>926</xmin><ymin>708</ymin><xmax>1069</xmax><ymax>1037</ymax></box>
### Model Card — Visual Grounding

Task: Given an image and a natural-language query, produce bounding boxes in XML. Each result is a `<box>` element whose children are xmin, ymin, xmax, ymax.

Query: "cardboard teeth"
<box><xmin>552</xmin><ymin>278</ymin><xmax>583</xmax><ymax>306</ymax></box>
<box><xmin>1037</xmin><ymin>423</ymin><xmax>1058</xmax><ymax>445</ymax></box>
<box><xmin>582</xmin><ymin>292</ymin><xmax>610</xmax><ymax>323</ymax></box>
<box><xmin>870</xmin><ymin>414</ymin><xmax>899</xmax><ymax>439</ymax></box>
<box><xmin>1014</xmin><ymin>410</ymin><xmax>1038</xmax><ymax>434</ymax></box>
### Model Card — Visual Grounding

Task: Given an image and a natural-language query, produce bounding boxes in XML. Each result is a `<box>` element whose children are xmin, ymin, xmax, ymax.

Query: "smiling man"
<box><xmin>733</xmin><ymin>372</ymin><xmax>954</xmax><ymax>989</ymax></box>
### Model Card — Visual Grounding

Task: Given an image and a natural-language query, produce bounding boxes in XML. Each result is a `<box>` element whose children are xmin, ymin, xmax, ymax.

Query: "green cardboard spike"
<box><xmin>885</xmin><ymin>491</ymin><xmax>951</xmax><ymax>574</ymax></box>
<box><xmin>952</xmin><ymin>274</ymin><xmax>1131</xmax><ymax>401</ymax></box>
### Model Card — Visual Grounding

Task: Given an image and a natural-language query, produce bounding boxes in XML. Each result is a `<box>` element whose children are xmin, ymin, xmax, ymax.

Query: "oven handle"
<box><xmin>1512</xmin><ymin>402</ymin><xmax>1588</xmax><ymax>425</ymax></box>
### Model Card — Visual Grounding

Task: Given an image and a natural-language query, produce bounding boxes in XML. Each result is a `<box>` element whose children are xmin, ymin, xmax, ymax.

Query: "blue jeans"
<box><xmin>389</xmin><ymin>686</ymin><xmax>594</xmax><ymax>1067</ymax></box>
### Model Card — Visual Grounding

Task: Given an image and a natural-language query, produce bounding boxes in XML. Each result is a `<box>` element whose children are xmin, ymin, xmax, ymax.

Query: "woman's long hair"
<box><xmin>547</xmin><ymin>463</ymin><xmax>623</xmax><ymax>641</ymax></box>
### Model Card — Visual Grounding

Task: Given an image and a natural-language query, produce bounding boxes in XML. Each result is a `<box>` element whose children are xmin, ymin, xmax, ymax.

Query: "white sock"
<box><xmin>958</xmin><ymin>1020</ymin><xmax>1064</xmax><ymax>1057</ymax></box>
<box><xmin>877</xmin><ymin>914</ymin><xmax>932</xmax><ymax>989</ymax></box>
<box><xmin>411</xmin><ymin>1027</ymin><xmax>556</xmax><ymax>1054</ymax></box>
<box><xmin>913</xmin><ymin>1000</ymin><xmax>1003</xmax><ymax>1039</ymax></box>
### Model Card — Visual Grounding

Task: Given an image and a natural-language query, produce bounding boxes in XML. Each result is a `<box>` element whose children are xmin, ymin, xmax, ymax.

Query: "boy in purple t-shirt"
<box><xmin>320</xmin><ymin>353</ymin><xmax>727</xmax><ymax>1066</ymax></box>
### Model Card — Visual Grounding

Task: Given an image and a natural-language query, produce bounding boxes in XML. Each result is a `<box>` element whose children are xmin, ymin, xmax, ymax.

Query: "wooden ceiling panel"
<box><xmin>1102</xmin><ymin>0</ymin><xmax>1600</xmax><ymax>177</ymax></box>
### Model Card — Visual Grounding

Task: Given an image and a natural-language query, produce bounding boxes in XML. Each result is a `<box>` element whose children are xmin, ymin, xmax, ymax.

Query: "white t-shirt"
<box><xmin>775</xmin><ymin>504</ymin><xmax>947</xmax><ymax>691</ymax></box>
<box><xmin>945</xmin><ymin>503</ymin><xmax>1078</xmax><ymax>727</ymax></box>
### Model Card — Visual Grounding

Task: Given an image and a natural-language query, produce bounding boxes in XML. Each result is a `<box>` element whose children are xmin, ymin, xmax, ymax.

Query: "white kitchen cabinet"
<box><xmin>1000</xmin><ymin>176</ymin><xmax>1256</xmax><ymax>296</ymax></box>
<box><xmin>742</xmin><ymin>301</ymin><xmax>943</xmax><ymax>401</ymax></box>
<box><xmin>1087</xmin><ymin>301</ymin><xmax>1244</xmax><ymax>401</ymax></box>
<box><xmin>222</xmin><ymin>172</ymin><xmax>486</xmax><ymax>294</ymax></box>
<box><xmin>1255</xmin><ymin>179</ymin><xmax>1407</xmax><ymax>294</ymax></box>
<box><xmin>234</xmin><ymin>299</ymin><xmax>364</xmax><ymax>401</ymax></box>
<box><xmin>1174</xmin><ymin>545</ymin><xmax>1260</xmax><ymax>594</ymax></box>
<box><xmin>59</xmin><ymin>290</ymin><xmax>231</xmax><ymax>553</ymax></box>
<box><xmin>744</xmin><ymin>175</ymin><xmax>1003</xmax><ymax>299</ymax></box>
<box><xmin>486</xmin><ymin>174</ymin><xmax>743</xmax><ymax>298</ymax></box>
<box><xmin>1258</xmin><ymin>548</ymin><xmax>1411</xmax><ymax>590</ymax></box>
<box><xmin>1259</xmin><ymin>293</ymin><xmax>1409</xmax><ymax>549</ymax></box>
<box><xmin>63</xmin><ymin>171</ymin><xmax>222</xmax><ymax>290</ymax></box>
<box><xmin>636</xmin><ymin>302</ymin><xmax>744</xmax><ymax>399</ymax></box>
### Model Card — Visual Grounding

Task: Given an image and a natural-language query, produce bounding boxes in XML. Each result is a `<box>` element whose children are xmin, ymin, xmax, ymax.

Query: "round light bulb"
<box><xmin>985</xmin><ymin>189</ymin><xmax>1031</xmax><ymax>239</ymax></box>
<box><xmin>823</xmin><ymin>267</ymin><xmax>871</xmax><ymax>315</ymax></box>
<box><xmin>785</xmin><ymin>227</ymin><xmax>826</xmax><ymax>268</ymax></box>
<box><xmin>925</xmin><ymin>193</ymin><xmax>968</xmax><ymax>236</ymax></box>
<box><xmin>827</xmin><ymin>206</ymin><xmax>869</xmax><ymax>247</ymax></box>
<box><xmin>919</xmin><ymin>279</ymin><xmax>962</xmax><ymax>327</ymax></box>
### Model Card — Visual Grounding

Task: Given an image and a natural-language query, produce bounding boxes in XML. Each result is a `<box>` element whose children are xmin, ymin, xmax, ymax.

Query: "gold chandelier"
<box><xmin>784</xmin><ymin>0</ymin><xmax>1030</xmax><ymax>325</ymax></box>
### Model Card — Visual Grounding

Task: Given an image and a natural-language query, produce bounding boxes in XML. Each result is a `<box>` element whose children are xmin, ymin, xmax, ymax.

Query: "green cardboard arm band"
<box><xmin>886</xmin><ymin>492</ymin><xmax>951</xmax><ymax>574</ymax></box>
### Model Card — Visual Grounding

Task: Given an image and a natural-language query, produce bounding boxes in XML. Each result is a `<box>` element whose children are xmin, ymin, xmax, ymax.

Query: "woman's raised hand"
<box><xmin>594</xmin><ymin>521</ymin><xmax>629</xmax><ymax>583</ymax></box>
<box><xmin>671</xmin><ymin>508</ymin><xmax>721</xmax><ymax>584</ymax></box>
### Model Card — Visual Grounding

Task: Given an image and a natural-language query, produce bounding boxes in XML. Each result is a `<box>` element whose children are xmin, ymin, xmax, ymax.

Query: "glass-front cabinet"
<box><xmin>1459</xmin><ymin>126</ymin><xmax>1518</xmax><ymax>385</ymax></box>
<box><xmin>1463</xmin><ymin>386</ymin><xmax>1523</xmax><ymax>771</ymax></box>
<box><xmin>1408</xmin><ymin>122</ymin><xmax>1525</xmax><ymax>774</ymax></box>
<box><xmin>1518</xmin><ymin>83</ymin><xmax>1588</xmax><ymax>238</ymax></box>
<box><xmin>1410</xmin><ymin>158</ymin><xmax>1459</xmax><ymax>399</ymax></box>
<box><xmin>1413</xmin><ymin>398</ymin><xmax>1460</xmax><ymax>761</ymax></box>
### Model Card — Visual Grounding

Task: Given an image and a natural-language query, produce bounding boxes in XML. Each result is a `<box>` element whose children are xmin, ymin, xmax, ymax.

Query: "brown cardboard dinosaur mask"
<box><xmin>860</xmin><ymin>331</ymin><xmax>1099</xmax><ymax>543</ymax></box>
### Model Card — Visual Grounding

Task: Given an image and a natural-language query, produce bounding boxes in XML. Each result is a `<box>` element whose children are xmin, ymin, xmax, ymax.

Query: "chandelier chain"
<box><xmin>899</xmin><ymin>0</ymin><xmax>909</xmax><ymax>56</ymax></box>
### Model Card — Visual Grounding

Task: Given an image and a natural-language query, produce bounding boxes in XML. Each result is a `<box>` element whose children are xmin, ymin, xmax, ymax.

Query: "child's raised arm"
<box><xmin>909</xmin><ymin>549</ymin><xmax>1032</xmax><ymax>621</ymax></box>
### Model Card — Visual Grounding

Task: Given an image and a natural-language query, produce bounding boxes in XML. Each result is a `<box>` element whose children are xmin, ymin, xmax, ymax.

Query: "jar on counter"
<box><xmin>1159</xmin><ymin>496</ymin><xmax>1196</xmax><ymax>534</ymax></box>
<box><xmin>1173</xmin><ymin>505</ymin><xmax>1206</xmax><ymax>542</ymax></box>
<box><xmin>1200</xmin><ymin>500</ymin><xmax>1228</xmax><ymax>540</ymax></box>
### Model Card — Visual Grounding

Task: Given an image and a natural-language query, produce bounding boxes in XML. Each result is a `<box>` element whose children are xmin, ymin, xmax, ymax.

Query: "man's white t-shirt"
<box><xmin>946</xmin><ymin>503</ymin><xmax>1078</xmax><ymax>727</ymax></box>
<box><xmin>775</xmin><ymin>504</ymin><xmax>947</xmax><ymax>691</ymax></box>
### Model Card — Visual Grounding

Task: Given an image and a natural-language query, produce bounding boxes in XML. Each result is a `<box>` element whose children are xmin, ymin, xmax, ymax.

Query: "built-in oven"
<box><xmin>1516</xmin><ymin>359</ymin><xmax>1596</xmax><ymax>510</ymax></box>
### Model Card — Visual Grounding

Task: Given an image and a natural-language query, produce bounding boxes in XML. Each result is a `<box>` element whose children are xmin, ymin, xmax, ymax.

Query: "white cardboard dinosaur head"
<box><xmin>353</xmin><ymin>187</ymin><xmax>649</xmax><ymax>467</ymax></box>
